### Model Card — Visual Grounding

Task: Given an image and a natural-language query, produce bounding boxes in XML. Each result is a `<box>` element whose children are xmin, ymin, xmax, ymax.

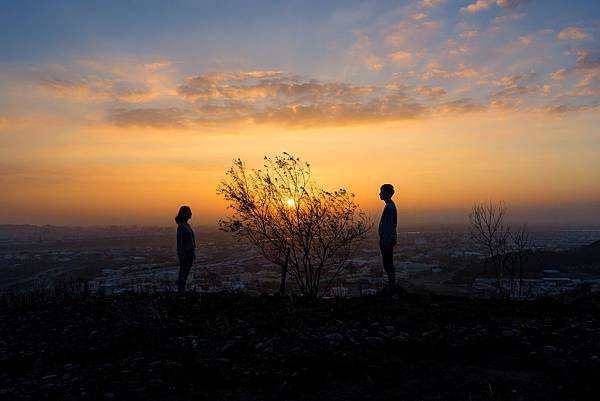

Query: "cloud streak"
<box><xmin>101</xmin><ymin>60</ymin><xmax>599</xmax><ymax>129</ymax></box>
<box><xmin>40</xmin><ymin>77</ymin><xmax>158</xmax><ymax>103</ymax></box>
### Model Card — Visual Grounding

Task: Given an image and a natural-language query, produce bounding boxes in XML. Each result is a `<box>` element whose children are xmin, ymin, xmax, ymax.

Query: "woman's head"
<box><xmin>175</xmin><ymin>205</ymin><xmax>192</xmax><ymax>224</ymax></box>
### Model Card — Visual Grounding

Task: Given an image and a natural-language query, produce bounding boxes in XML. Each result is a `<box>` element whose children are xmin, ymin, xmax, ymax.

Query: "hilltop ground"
<box><xmin>1</xmin><ymin>289</ymin><xmax>599</xmax><ymax>401</ymax></box>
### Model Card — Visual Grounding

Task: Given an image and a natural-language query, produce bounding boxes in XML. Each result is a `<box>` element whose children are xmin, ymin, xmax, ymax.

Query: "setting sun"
<box><xmin>286</xmin><ymin>198</ymin><xmax>296</xmax><ymax>208</ymax></box>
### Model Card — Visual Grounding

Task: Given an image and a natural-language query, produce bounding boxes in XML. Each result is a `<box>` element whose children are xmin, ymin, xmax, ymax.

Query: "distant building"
<box><xmin>329</xmin><ymin>286</ymin><xmax>349</xmax><ymax>297</ymax></box>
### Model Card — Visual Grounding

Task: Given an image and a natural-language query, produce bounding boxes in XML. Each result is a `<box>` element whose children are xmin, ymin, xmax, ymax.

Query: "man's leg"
<box><xmin>385</xmin><ymin>246</ymin><xmax>396</xmax><ymax>288</ymax></box>
<box><xmin>381</xmin><ymin>244</ymin><xmax>396</xmax><ymax>288</ymax></box>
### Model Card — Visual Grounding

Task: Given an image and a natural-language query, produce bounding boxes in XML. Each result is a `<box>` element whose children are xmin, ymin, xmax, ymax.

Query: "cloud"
<box><xmin>388</xmin><ymin>51</ymin><xmax>413</xmax><ymax>63</ymax></box>
<box><xmin>176</xmin><ymin>72</ymin><xmax>425</xmax><ymax>127</ymax></box>
<box><xmin>107</xmin><ymin>108</ymin><xmax>191</xmax><ymax>128</ymax></box>
<box><xmin>488</xmin><ymin>71</ymin><xmax>539</xmax><ymax>110</ymax></box>
<box><xmin>544</xmin><ymin>103</ymin><xmax>598</xmax><ymax>115</ymax></box>
<box><xmin>459</xmin><ymin>30</ymin><xmax>479</xmax><ymax>39</ymax></box>
<box><xmin>518</xmin><ymin>36</ymin><xmax>531</xmax><ymax>45</ymax></box>
<box><xmin>423</xmin><ymin>63</ymin><xmax>478</xmax><ymax>79</ymax></box>
<box><xmin>493</xmin><ymin>71</ymin><xmax>537</xmax><ymax>87</ymax></box>
<box><xmin>446</xmin><ymin>39</ymin><xmax>469</xmax><ymax>56</ymax></box>
<box><xmin>177</xmin><ymin>72</ymin><xmax>378</xmax><ymax>105</ymax></box>
<box><xmin>558</xmin><ymin>27</ymin><xmax>590</xmax><ymax>41</ymax></box>
<box><xmin>349</xmin><ymin>32</ymin><xmax>385</xmax><ymax>71</ymax></box>
<box><xmin>543</xmin><ymin>50</ymin><xmax>599</xmax><ymax>100</ymax></box>
<box><xmin>40</xmin><ymin>78</ymin><xmax>158</xmax><ymax>103</ymax></box>
<box><xmin>549</xmin><ymin>68</ymin><xmax>568</xmax><ymax>81</ymax></box>
<box><xmin>415</xmin><ymin>86</ymin><xmax>447</xmax><ymax>98</ymax></box>
<box><xmin>435</xmin><ymin>99</ymin><xmax>485</xmax><ymax>114</ymax></box>
<box><xmin>144</xmin><ymin>61</ymin><xmax>172</xmax><ymax>71</ymax></box>
<box><xmin>101</xmin><ymin>70</ymin><xmax>495</xmax><ymax>129</ymax></box>
<box><xmin>547</xmin><ymin>50</ymin><xmax>599</xmax><ymax>81</ymax></box>
<box><xmin>413</xmin><ymin>13</ymin><xmax>428</xmax><ymax>20</ymax></box>
<box><xmin>568</xmin><ymin>69</ymin><xmax>600</xmax><ymax>97</ymax></box>
<box><xmin>574</xmin><ymin>50</ymin><xmax>600</xmax><ymax>70</ymax></box>
<box><xmin>420</xmin><ymin>0</ymin><xmax>446</xmax><ymax>7</ymax></box>
<box><xmin>462</xmin><ymin>0</ymin><xmax>493</xmax><ymax>13</ymax></box>
<box><xmin>492</xmin><ymin>13</ymin><xmax>526</xmax><ymax>24</ymax></box>
<box><xmin>384</xmin><ymin>19</ymin><xmax>442</xmax><ymax>47</ymax></box>
<box><xmin>0</xmin><ymin>117</ymin><xmax>30</xmax><ymax>132</ymax></box>
<box><xmin>496</xmin><ymin>0</ymin><xmax>529</xmax><ymax>7</ymax></box>
<box><xmin>252</xmin><ymin>97</ymin><xmax>426</xmax><ymax>128</ymax></box>
<box><xmin>462</xmin><ymin>0</ymin><xmax>528</xmax><ymax>13</ymax></box>
<box><xmin>490</xmin><ymin>85</ymin><xmax>531</xmax><ymax>109</ymax></box>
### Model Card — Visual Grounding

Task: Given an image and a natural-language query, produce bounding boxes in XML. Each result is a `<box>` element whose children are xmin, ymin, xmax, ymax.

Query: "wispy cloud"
<box><xmin>460</xmin><ymin>30</ymin><xmax>480</xmax><ymax>39</ymax></box>
<box><xmin>108</xmin><ymin>108</ymin><xmax>191</xmax><ymax>128</ymax></box>
<box><xmin>0</xmin><ymin>117</ymin><xmax>31</xmax><ymax>132</ymax></box>
<box><xmin>420</xmin><ymin>0</ymin><xmax>446</xmax><ymax>7</ymax></box>
<box><xmin>415</xmin><ymin>86</ymin><xmax>447</xmax><ymax>98</ymax></box>
<box><xmin>105</xmin><ymin>70</ymin><xmax>492</xmax><ymax>128</ymax></box>
<box><xmin>40</xmin><ymin>78</ymin><xmax>158</xmax><ymax>103</ymax></box>
<box><xmin>558</xmin><ymin>27</ymin><xmax>590</xmax><ymax>41</ymax></box>
<box><xmin>422</xmin><ymin>63</ymin><xmax>478</xmax><ymax>79</ymax></box>
<box><xmin>463</xmin><ymin>0</ymin><xmax>529</xmax><ymax>13</ymax></box>
<box><xmin>350</xmin><ymin>32</ymin><xmax>385</xmax><ymax>71</ymax></box>
<box><xmin>462</xmin><ymin>0</ymin><xmax>493</xmax><ymax>13</ymax></box>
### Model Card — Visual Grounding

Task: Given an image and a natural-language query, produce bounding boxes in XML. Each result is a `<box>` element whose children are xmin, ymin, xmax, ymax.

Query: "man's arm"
<box><xmin>380</xmin><ymin>205</ymin><xmax>397</xmax><ymax>245</ymax></box>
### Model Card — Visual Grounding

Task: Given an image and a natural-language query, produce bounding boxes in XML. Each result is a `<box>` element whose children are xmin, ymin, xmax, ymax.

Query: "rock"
<box><xmin>220</xmin><ymin>343</ymin><xmax>233</xmax><ymax>353</ymax></box>
<box><xmin>392</xmin><ymin>333</ymin><xmax>410</xmax><ymax>343</ymax></box>
<box><xmin>40</xmin><ymin>383</ymin><xmax>56</xmax><ymax>391</ymax></box>
<box><xmin>325</xmin><ymin>333</ymin><xmax>343</xmax><ymax>341</ymax></box>
<box><xmin>365</xmin><ymin>336</ymin><xmax>384</xmax><ymax>344</ymax></box>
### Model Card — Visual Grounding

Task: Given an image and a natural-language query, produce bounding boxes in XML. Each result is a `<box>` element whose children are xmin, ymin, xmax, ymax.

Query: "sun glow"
<box><xmin>286</xmin><ymin>198</ymin><xmax>296</xmax><ymax>208</ymax></box>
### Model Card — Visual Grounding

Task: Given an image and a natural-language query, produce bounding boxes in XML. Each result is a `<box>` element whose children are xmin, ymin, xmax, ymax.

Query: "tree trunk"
<box><xmin>278</xmin><ymin>247</ymin><xmax>291</xmax><ymax>295</ymax></box>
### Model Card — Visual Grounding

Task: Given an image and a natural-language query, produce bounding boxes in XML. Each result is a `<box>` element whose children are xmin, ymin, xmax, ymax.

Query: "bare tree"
<box><xmin>469</xmin><ymin>201</ymin><xmax>531</xmax><ymax>299</ymax></box>
<box><xmin>469</xmin><ymin>201</ymin><xmax>511</xmax><ymax>298</ymax></box>
<box><xmin>508</xmin><ymin>227</ymin><xmax>530</xmax><ymax>299</ymax></box>
<box><xmin>217</xmin><ymin>152</ymin><xmax>371</xmax><ymax>298</ymax></box>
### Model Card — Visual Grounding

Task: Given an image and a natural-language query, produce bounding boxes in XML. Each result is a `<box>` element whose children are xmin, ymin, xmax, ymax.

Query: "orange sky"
<box><xmin>1</xmin><ymin>109</ymin><xmax>598</xmax><ymax>226</ymax></box>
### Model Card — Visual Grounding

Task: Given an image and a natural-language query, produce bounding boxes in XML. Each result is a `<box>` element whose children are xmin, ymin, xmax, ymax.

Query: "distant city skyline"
<box><xmin>0</xmin><ymin>0</ymin><xmax>598</xmax><ymax>226</ymax></box>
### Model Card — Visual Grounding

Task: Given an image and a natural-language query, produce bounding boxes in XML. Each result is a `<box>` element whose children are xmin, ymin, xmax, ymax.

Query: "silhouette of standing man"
<box><xmin>175</xmin><ymin>206</ymin><xmax>196</xmax><ymax>293</ymax></box>
<box><xmin>379</xmin><ymin>184</ymin><xmax>397</xmax><ymax>289</ymax></box>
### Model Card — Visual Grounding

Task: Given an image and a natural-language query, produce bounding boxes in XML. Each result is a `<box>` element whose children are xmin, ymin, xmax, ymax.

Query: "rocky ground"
<box><xmin>1</xmin><ymin>289</ymin><xmax>599</xmax><ymax>401</ymax></box>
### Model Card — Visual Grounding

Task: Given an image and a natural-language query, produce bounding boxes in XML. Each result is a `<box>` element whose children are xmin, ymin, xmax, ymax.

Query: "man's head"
<box><xmin>379</xmin><ymin>184</ymin><xmax>395</xmax><ymax>201</ymax></box>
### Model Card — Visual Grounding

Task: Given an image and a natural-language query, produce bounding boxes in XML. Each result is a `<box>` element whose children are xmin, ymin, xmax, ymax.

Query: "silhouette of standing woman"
<box><xmin>175</xmin><ymin>206</ymin><xmax>196</xmax><ymax>293</ymax></box>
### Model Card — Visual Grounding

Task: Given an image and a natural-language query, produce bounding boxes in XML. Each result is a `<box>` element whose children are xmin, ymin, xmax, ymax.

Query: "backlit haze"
<box><xmin>0</xmin><ymin>0</ymin><xmax>598</xmax><ymax>226</ymax></box>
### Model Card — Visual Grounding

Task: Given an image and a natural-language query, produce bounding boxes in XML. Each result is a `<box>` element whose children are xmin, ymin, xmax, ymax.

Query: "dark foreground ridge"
<box><xmin>1</xmin><ymin>290</ymin><xmax>599</xmax><ymax>401</ymax></box>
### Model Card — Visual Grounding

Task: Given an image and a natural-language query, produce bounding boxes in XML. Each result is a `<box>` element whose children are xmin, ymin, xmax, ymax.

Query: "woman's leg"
<box><xmin>177</xmin><ymin>256</ymin><xmax>192</xmax><ymax>293</ymax></box>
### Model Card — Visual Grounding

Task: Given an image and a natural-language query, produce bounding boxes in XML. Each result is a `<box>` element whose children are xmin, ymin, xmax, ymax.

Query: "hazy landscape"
<box><xmin>2</xmin><ymin>224</ymin><xmax>599</xmax><ymax>298</ymax></box>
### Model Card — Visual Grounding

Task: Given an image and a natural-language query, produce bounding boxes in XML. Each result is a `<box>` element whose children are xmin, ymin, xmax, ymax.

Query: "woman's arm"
<box><xmin>176</xmin><ymin>225</ymin><xmax>184</xmax><ymax>256</ymax></box>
